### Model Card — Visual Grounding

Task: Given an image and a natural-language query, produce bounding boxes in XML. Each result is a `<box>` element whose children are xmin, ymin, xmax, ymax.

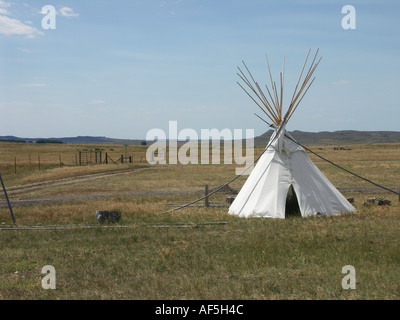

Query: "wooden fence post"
<box><xmin>79</xmin><ymin>151</ymin><xmax>82</xmax><ymax>166</ymax></box>
<box><xmin>121</xmin><ymin>155</ymin><xmax>124</xmax><ymax>164</ymax></box>
<box><xmin>0</xmin><ymin>173</ymin><xmax>16</xmax><ymax>226</ymax></box>
<box><xmin>105</xmin><ymin>153</ymin><xmax>108</xmax><ymax>164</ymax></box>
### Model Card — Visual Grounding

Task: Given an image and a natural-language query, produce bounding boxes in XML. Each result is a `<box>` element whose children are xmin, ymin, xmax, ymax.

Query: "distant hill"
<box><xmin>0</xmin><ymin>135</ymin><xmax>146</xmax><ymax>145</ymax></box>
<box><xmin>254</xmin><ymin>130</ymin><xmax>400</xmax><ymax>146</ymax></box>
<box><xmin>0</xmin><ymin>136</ymin><xmax>28</xmax><ymax>143</ymax></box>
<box><xmin>53</xmin><ymin>136</ymin><xmax>146</xmax><ymax>145</ymax></box>
<box><xmin>2</xmin><ymin>131</ymin><xmax>400</xmax><ymax>146</ymax></box>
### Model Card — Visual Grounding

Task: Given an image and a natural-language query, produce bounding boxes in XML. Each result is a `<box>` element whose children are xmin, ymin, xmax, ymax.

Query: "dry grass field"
<box><xmin>0</xmin><ymin>141</ymin><xmax>399</xmax><ymax>300</ymax></box>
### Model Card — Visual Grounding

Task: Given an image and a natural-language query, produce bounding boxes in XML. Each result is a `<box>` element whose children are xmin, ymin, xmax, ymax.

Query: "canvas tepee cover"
<box><xmin>228</xmin><ymin>123</ymin><xmax>355</xmax><ymax>219</ymax></box>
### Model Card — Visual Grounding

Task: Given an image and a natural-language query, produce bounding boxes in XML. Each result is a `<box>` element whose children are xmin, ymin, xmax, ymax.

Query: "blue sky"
<box><xmin>0</xmin><ymin>0</ymin><xmax>399</xmax><ymax>139</ymax></box>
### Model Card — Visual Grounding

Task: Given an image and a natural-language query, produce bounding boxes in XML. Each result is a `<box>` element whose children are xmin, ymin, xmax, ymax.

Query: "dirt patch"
<box><xmin>5</xmin><ymin>166</ymin><xmax>150</xmax><ymax>195</ymax></box>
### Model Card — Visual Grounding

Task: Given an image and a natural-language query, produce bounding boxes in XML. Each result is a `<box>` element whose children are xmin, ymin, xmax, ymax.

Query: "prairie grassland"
<box><xmin>0</xmin><ymin>142</ymin><xmax>400</xmax><ymax>300</ymax></box>
<box><xmin>0</xmin><ymin>142</ymin><xmax>149</xmax><ymax>186</ymax></box>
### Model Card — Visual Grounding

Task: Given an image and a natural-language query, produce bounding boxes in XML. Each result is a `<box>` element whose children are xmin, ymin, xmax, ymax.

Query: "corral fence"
<box><xmin>76</xmin><ymin>151</ymin><xmax>133</xmax><ymax>165</ymax></box>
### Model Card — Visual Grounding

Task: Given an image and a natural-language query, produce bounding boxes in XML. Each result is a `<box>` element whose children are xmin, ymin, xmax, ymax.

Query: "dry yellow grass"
<box><xmin>1</xmin><ymin>141</ymin><xmax>400</xmax><ymax>300</ymax></box>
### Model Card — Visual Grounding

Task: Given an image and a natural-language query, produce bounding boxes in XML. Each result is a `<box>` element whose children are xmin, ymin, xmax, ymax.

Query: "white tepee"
<box><xmin>229</xmin><ymin>49</ymin><xmax>355</xmax><ymax>218</ymax></box>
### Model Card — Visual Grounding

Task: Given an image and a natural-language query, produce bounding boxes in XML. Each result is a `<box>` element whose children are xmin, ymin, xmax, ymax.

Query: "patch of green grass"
<box><xmin>1</xmin><ymin>204</ymin><xmax>399</xmax><ymax>299</ymax></box>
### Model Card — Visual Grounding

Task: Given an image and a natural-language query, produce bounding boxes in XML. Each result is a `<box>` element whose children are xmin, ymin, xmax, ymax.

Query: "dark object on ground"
<box><xmin>226</xmin><ymin>196</ymin><xmax>236</xmax><ymax>204</ymax></box>
<box><xmin>366</xmin><ymin>197</ymin><xmax>391</xmax><ymax>206</ymax></box>
<box><xmin>347</xmin><ymin>198</ymin><xmax>355</xmax><ymax>204</ymax></box>
<box><xmin>334</xmin><ymin>147</ymin><xmax>351</xmax><ymax>151</ymax></box>
<box><xmin>96</xmin><ymin>210</ymin><xmax>122</xmax><ymax>223</ymax></box>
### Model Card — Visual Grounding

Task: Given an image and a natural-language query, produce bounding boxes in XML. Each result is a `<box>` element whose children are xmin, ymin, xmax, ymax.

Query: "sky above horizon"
<box><xmin>1</xmin><ymin>0</ymin><xmax>399</xmax><ymax>139</ymax></box>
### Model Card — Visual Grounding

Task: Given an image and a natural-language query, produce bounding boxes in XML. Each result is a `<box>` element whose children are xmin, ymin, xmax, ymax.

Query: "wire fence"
<box><xmin>0</xmin><ymin>150</ymin><xmax>149</xmax><ymax>174</ymax></box>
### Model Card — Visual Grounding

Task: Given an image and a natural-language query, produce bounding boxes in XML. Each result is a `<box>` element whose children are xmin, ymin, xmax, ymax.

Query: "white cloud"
<box><xmin>0</xmin><ymin>8</ymin><xmax>10</xmax><ymax>15</ymax></box>
<box><xmin>0</xmin><ymin>1</ymin><xmax>44</xmax><ymax>38</ymax></box>
<box><xmin>59</xmin><ymin>7</ymin><xmax>79</xmax><ymax>18</ymax></box>
<box><xmin>0</xmin><ymin>15</ymin><xmax>44</xmax><ymax>37</ymax></box>
<box><xmin>0</xmin><ymin>0</ymin><xmax>11</xmax><ymax>8</ymax></box>
<box><xmin>0</xmin><ymin>0</ymin><xmax>11</xmax><ymax>15</ymax></box>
